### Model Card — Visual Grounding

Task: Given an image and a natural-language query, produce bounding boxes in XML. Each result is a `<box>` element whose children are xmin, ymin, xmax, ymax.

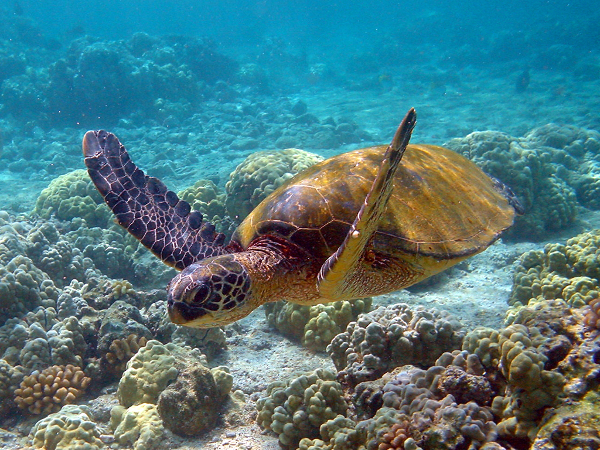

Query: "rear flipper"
<box><xmin>82</xmin><ymin>130</ymin><xmax>229</xmax><ymax>270</ymax></box>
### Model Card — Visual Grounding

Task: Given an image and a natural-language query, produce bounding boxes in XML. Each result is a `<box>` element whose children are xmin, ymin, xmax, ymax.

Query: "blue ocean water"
<box><xmin>0</xmin><ymin>0</ymin><xmax>599</xmax><ymax>448</ymax></box>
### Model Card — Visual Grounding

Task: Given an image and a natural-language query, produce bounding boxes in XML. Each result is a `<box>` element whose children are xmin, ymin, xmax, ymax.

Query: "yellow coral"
<box><xmin>34</xmin><ymin>169</ymin><xmax>110</xmax><ymax>226</ymax></box>
<box><xmin>178</xmin><ymin>179</ymin><xmax>233</xmax><ymax>235</ymax></box>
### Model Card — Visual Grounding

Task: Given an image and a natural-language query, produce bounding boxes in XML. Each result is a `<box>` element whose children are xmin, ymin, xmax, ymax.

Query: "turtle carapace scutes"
<box><xmin>82</xmin><ymin>108</ymin><xmax>521</xmax><ymax>328</ymax></box>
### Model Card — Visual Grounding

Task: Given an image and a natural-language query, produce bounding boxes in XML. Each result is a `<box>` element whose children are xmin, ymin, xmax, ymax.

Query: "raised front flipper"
<box><xmin>317</xmin><ymin>108</ymin><xmax>417</xmax><ymax>300</ymax></box>
<box><xmin>82</xmin><ymin>130</ymin><xmax>229</xmax><ymax>270</ymax></box>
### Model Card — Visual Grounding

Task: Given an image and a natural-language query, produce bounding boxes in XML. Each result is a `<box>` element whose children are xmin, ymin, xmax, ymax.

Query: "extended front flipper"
<box><xmin>83</xmin><ymin>130</ymin><xmax>229</xmax><ymax>270</ymax></box>
<box><xmin>317</xmin><ymin>108</ymin><xmax>417</xmax><ymax>300</ymax></box>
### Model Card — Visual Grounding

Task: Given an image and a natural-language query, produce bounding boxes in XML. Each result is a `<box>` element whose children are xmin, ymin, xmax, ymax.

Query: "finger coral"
<box><xmin>15</xmin><ymin>364</ymin><xmax>91</xmax><ymax>415</ymax></box>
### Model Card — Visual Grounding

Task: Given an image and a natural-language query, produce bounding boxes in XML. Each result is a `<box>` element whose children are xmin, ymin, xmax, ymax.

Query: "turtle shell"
<box><xmin>232</xmin><ymin>144</ymin><xmax>517</xmax><ymax>261</ymax></box>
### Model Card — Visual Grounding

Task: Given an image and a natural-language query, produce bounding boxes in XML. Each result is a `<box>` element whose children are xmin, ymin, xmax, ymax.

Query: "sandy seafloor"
<box><xmin>0</xmin><ymin>30</ymin><xmax>599</xmax><ymax>448</ymax></box>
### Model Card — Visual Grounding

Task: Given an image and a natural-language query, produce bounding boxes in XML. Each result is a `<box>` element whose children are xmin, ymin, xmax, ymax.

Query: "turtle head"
<box><xmin>167</xmin><ymin>255</ymin><xmax>253</xmax><ymax>328</ymax></box>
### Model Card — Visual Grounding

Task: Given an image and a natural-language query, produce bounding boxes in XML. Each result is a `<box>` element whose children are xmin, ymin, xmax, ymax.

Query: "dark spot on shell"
<box><xmin>175</xmin><ymin>200</ymin><xmax>191</xmax><ymax>217</ymax></box>
<box><xmin>188</xmin><ymin>211</ymin><xmax>203</xmax><ymax>229</ymax></box>
<box><xmin>165</xmin><ymin>190</ymin><xmax>179</xmax><ymax>206</ymax></box>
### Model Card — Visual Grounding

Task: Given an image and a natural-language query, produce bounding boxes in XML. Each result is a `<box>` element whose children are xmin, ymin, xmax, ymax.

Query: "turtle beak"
<box><xmin>167</xmin><ymin>294</ymin><xmax>213</xmax><ymax>326</ymax></box>
<box><xmin>167</xmin><ymin>301</ymin><xmax>187</xmax><ymax>324</ymax></box>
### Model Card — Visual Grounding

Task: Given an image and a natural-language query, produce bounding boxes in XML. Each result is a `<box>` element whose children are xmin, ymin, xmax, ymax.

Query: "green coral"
<box><xmin>445</xmin><ymin>125</ymin><xmax>597</xmax><ymax>239</ymax></box>
<box><xmin>117</xmin><ymin>340</ymin><xmax>205</xmax><ymax>407</ymax></box>
<box><xmin>30</xmin><ymin>404</ymin><xmax>103</xmax><ymax>450</ymax></box>
<box><xmin>111</xmin><ymin>403</ymin><xmax>165</xmax><ymax>450</ymax></box>
<box><xmin>34</xmin><ymin>169</ymin><xmax>111</xmax><ymax>227</ymax></box>
<box><xmin>264</xmin><ymin>298</ymin><xmax>372</xmax><ymax>351</ymax></box>
<box><xmin>463</xmin><ymin>323</ymin><xmax>565</xmax><ymax>440</ymax></box>
<box><xmin>225</xmin><ymin>148</ymin><xmax>323</xmax><ymax>220</ymax></box>
<box><xmin>256</xmin><ymin>368</ymin><xmax>347</xmax><ymax>449</ymax></box>
<box><xmin>178</xmin><ymin>179</ymin><xmax>235</xmax><ymax>236</ymax></box>
<box><xmin>509</xmin><ymin>230</ymin><xmax>600</xmax><ymax>308</ymax></box>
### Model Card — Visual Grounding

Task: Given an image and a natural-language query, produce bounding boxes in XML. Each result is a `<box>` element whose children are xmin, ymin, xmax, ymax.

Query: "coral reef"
<box><xmin>267</xmin><ymin>295</ymin><xmax>598</xmax><ymax>449</ymax></box>
<box><xmin>33</xmin><ymin>170</ymin><xmax>110</xmax><ymax>227</ymax></box>
<box><xmin>225</xmin><ymin>148</ymin><xmax>324</xmax><ymax>220</ymax></box>
<box><xmin>30</xmin><ymin>404</ymin><xmax>103</xmax><ymax>450</ymax></box>
<box><xmin>103</xmin><ymin>334</ymin><xmax>148</xmax><ymax>377</ymax></box>
<box><xmin>582</xmin><ymin>297</ymin><xmax>600</xmax><ymax>329</ymax></box>
<box><xmin>446</xmin><ymin>124</ymin><xmax>600</xmax><ymax>239</ymax></box>
<box><xmin>111</xmin><ymin>403</ymin><xmax>165</xmax><ymax>450</ymax></box>
<box><xmin>256</xmin><ymin>368</ymin><xmax>348</xmax><ymax>449</ymax></box>
<box><xmin>509</xmin><ymin>229</ymin><xmax>600</xmax><ymax>308</ymax></box>
<box><xmin>15</xmin><ymin>364</ymin><xmax>91</xmax><ymax>415</ymax></box>
<box><xmin>264</xmin><ymin>298</ymin><xmax>372</xmax><ymax>351</ymax></box>
<box><xmin>178</xmin><ymin>178</ymin><xmax>235</xmax><ymax>237</ymax></box>
<box><xmin>157</xmin><ymin>364</ymin><xmax>233</xmax><ymax>436</ymax></box>
<box><xmin>328</xmin><ymin>303</ymin><xmax>464</xmax><ymax>386</ymax></box>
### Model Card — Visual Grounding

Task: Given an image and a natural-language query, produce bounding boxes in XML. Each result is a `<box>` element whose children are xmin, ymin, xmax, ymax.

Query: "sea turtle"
<box><xmin>82</xmin><ymin>109</ymin><xmax>521</xmax><ymax>328</ymax></box>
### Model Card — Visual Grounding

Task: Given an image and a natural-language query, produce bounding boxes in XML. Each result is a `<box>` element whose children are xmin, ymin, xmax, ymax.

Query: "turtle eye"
<box><xmin>192</xmin><ymin>284</ymin><xmax>211</xmax><ymax>305</ymax></box>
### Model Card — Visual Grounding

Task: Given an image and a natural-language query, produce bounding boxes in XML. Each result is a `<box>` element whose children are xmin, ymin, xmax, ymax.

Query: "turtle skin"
<box><xmin>83</xmin><ymin>109</ymin><xmax>521</xmax><ymax>327</ymax></box>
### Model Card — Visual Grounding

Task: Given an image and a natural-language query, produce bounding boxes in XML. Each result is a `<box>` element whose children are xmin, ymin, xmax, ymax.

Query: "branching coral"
<box><xmin>103</xmin><ymin>334</ymin><xmax>148</xmax><ymax>376</ymax></box>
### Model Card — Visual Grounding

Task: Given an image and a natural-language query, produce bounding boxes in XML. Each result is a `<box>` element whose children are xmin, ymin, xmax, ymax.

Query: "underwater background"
<box><xmin>0</xmin><ymin>0</ymin><xmax>599</xmax><ymax>449</ymax></box>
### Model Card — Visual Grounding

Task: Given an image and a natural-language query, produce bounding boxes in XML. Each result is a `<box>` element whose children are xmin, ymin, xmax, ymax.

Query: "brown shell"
<box><xmin>232</xmin><ymin>144</ymin><xmax>517</xmax><ymax>260</ymax></box>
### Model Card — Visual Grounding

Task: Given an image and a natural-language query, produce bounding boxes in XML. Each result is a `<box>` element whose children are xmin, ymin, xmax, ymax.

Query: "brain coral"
<box><xmin>256</xmin><ymin>368</ymin><xmax>347</xmax><ymax>449</ymax></box>
<box><xmin>225</xmin><ymin>148</ymin><xmax>323</xmax><ymax>220</ymax></box>
<box><xmin>445</xmin><ymin>123</ymin><xmax>600</xmax><ymax>239</ymax></box>
<box><xmin>264</xmin><ymin>298</ymin><xmax>372</xmax><ymax>351</ymax></box>
<box><xmin>30</xmin><ymin>404</ymin><xmax>103</xmax><ymax>450</ymax></box>
<box><xmin>328</xmin><ymin>303</ymin><xmax>464</xmax><ymax>386</ymax></box>
<box><xmin>509</xmin><ymin>229</ymin><xmax>600</xmax><ymax>308</ymax></box>
<box><xmin>34</xmin><ymin>169</ymin><xmax>111</xmax><ymax>227</ymax></box>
